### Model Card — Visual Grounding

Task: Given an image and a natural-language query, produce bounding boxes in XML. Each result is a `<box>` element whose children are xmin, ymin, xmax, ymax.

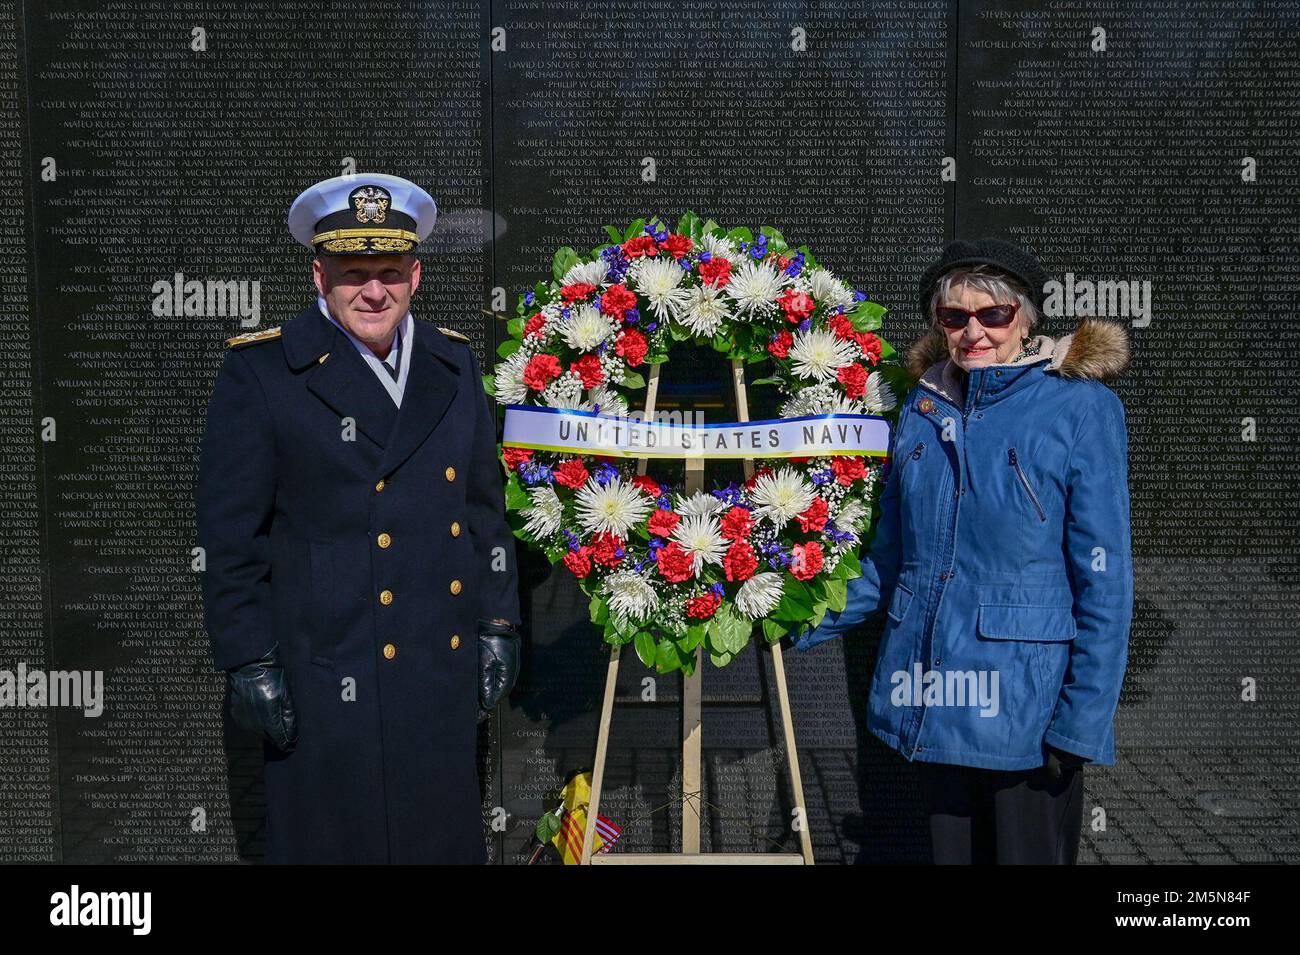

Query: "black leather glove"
<box><xmin>477</xmin><ymin>620</ymin><xmax>521</xmax><ymax>723</ymax></box>
<box><xmin>227</xmin><ymin>643</ymin><xmax>297</xmax><ymax>752</ymax></box>
<box><xmin>1043</xmin><ymin>744</ymin><xmax>1087</xmax><ymax>784</ymax></box>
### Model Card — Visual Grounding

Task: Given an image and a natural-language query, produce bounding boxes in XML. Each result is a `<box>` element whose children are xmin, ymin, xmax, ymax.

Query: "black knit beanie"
<box><xmin>918</xmin><ymin>238</ymin><xmax>1048</xmax><ymax>316</ymax></box>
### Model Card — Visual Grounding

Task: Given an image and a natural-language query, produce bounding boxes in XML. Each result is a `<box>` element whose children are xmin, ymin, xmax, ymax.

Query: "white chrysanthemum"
<box><xmin>603</xmin><ymin>570</ymin><xmax>660</xmax><ymax>625</ymax></box>
<box><xmin>541</xmin><ymin>372</ymin><xmax>584</xmax><ymax>409</ymax></box>
<box><xmin>700</xmin><ymin>231</ymin><xmax>737</xmax><ymax>257</ymax></box>
<box><xmin>748</xmin><ymin>467</ymin><xmax>816</xmax><ymax>528</ymax></box>
<box><xmin>562</xmin><ymin>258</ymin><xmax>610</xmax><ymax>287</ymax></box>
<box><xmin>493</xmin><ymin>349</ymin><xmax>530</xmax><ymax>405</ymax></box>
<box><xmin>670</xmin><ymin>512</ymin><xmax>727</xmax><ymax>574</ymax></box>
<box><xmin>673</xmin><ymin>490</ymin><xmax>727</xmax><ymax>518</ymax></box>
<box><xmin>584</xmin><ymin>384</ymin><xmax>629</xmax><ymax>416</ymax></box>
<box><xmin>635</xmin><ymin>257</ymin><xmax>691</xmax><ymax>322</ymax></box>
<box><xmin>522</xmin><ymin>486</ymin><xmax>564</xmax><ymax>539</ymax></box>
<box><xmin>780</xmin><ymin>386</ymin><xmax>864</xmax><ymax>418</ymax></box>
<box><xmin>788</xmin><ymin>328</ymin><xmax>857</xmax><ymax>383</ymax></box>
<box><xmin>735</xmin><ymin>572</ymin><xmax>785</xmax><ymax>619</ymax></box>
<box><xmin>863</xmin><ymin>371</ymin><xmax>897</xmax><ymax>413</ymax></box>
<box><xmin>834</xmin><ymin>498</ymin><xmax>868</xmax><ymax>532</ymax></box>
<box><xmin>726</xmin><ymin>259</ymin><xmax>791</xmax><ymax>321</ymax></box>
<box><xmin>559</xmin><ymin>304</ymin><xmax>615</xmax><ymax>352</ymax></box>
<box><xmin>808</xmin><ymin>269</ymin><xmax>855</xmax><ymax>310</ymax></box>
<box><xmin>680</xmin><ymin>281</ymin><xmax>733</xmax><ymax>337</ymax></box>
<box><xmin>574</xmin><ymin>476</ymin><xmax>653</xmax><ymax>537</ymax></box>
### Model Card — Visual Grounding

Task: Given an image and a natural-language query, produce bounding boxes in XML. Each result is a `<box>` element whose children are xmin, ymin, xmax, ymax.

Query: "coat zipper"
<box><xmin>900</xmin><ymin>441</ymin><xmax>925</xmax><ymax>478</ymax></box>
<box><xmin>1007</xmin><ymin>447</ymin><xmax>1046</xmax><ymax>521</ymax></box>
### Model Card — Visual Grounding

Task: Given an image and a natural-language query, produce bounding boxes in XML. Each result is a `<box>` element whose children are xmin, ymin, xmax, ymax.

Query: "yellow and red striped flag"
<box><xmin>551</xmin><ymin>772</ymin><xmax>622</xmax><ymax>864</ymax></box>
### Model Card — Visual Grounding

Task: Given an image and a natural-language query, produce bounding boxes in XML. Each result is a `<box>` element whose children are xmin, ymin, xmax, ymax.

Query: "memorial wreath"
<box><xmin>487</xmin><ymin>213</ymin><xmax>905</xmax><ymax>673</ymax></box>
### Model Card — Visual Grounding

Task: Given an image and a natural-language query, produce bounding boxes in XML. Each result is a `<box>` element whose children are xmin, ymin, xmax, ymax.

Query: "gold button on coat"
<box><xmin>377</xmin><ymin>532</ymin><xmax>392</xmax><ymax>548</ymax></box>
<box><xmin>374</xmin><ymin>479</ymin><xmax>386</xmax><ymax>493</ymax></box>
<box><xmin>444</xmin><ymin>466</ymin><xmax>456</xmax><ymax>482</ymax></box>
<box><xmin>379</xmin><ymin>589</ymin><xmax>394</xmax><ymax>605</ymax></box>
<box><xmin>383</xmin><ymin>643</ymin><xmax>396</xmax><ymax>660</ymax></box>
<box><xmin>449</xmin><ymin>579</ymin><xmax>462</xmax><ymax>595</ymax></box>
<box><xmin>450</xmin><ymin>634</ymin><xmax>461</xmax><ymax>650</ymax></box>
<box><xmin>450</xmin><ymin>521</ymin><xmax>461</xmax><ymax>538</ymax></box>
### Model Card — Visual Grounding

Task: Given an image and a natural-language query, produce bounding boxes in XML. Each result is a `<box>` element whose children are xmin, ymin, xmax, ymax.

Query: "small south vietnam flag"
<box><xmin>552</xmin><ymin>772</ymin><xmax>622</xmax><ymax>864</ymax></box>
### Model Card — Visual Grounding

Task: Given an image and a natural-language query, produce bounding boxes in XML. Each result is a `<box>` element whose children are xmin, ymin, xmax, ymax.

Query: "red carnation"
<box><xmin>560</xmin><ymin>282</ymin><xmax>598</xmax><ymax>304</ymax></box>
<box><xmin>837</xmin><ymin>363</ymin><xmax>868</xmax><ymax>400</ymax></box>
<box><xmin>563</xmin><ymin>547</ymin><xmax>592</xmax><ymax>579</ymax></box>
<box><xmin>621</xmin><ymin>235</ymin><xmax>659</xmax><ymax>258</ymax></box>
<box><xmin>589</xmin><ymin>531</ymin><xmax>624</xmax><ymax>568</ymax></box>
<box><xmin>723</xmin><ymin>540</ymin><xmax>758</xmax><ymax>582</ymax></box>
<box><xmin>777</xmin><ymin>289</ymin><xmax>816</xmax><ymax>323</ymax></box>
<box><xmin>828</xmin><ymin>313</ymin><xmax>856</xmax><ymax>341</ymax></box>
<box><xmin>502</xmin><ymin>447</ymin><xmax>534</xmax><ymax>470</ymax></box>
<box><xmin>552</xmin><ymin>459</ymin><xmax>590</xmax><ymax>489</ymax></box>
<box><xmin>648</xmin><ymin>508</ymin><xmax>681</xmax><ymax>538</ymax></box>
<box><xmin>523</xmin><ymin>311</ymin><xmax>547</xmax><ymax>339</ymax></box>
<box><xmin>790</xmin><ymin>541</ymin><xmax>824</xmax><ymax>581</ymax></box>
<box><xmin>600</xmin><ymin>283</ymin><xmax>639</xmax><ymax>322</ymax></box>
<box><xmin>686</xmin><ymin>591</ymin><xmax>721</xmax><ymax>620</ymax></box>
<box><xmin>571</xmin><ymin>354</ymin><xmax>604</xmax><ymax>388</ymax></box>
<box><xmin>796</xmin><ymin>496</ymin><xmax>829</xmax><ymax>533</ymax></box>
<box><xmin>720</xmin><ymin>506</ymin><xmax>754</xmax><ymax>541</ymax></box>
<box><xmin>857</xmin><ymin>331</ymin><xmax>883</xmax><ymax>364</ymax></box>
<box><xmin>831</xmin><ymin>455</ymin><xmax>867</xmax><ymax>485</ymax></box>
<box><xmin>632</xmin><ymin>474</ymin><xmax>662</xmax><ymax>497</ymax></box>
<box><xmin>661</xmin><ymin>234</ymin><xmax>694</xmax><ymax>259</ymax></box>
<box><xmin>522</xmin><ymin>353</ymin><xmax>562</xmax><ymax>391</ymax></box>
<box><xmin>767</xmin><ymin>330</ymin><xmax>793</xmax><ymax>359</ymax></box>
<box><xmin>615</xmin><ymin>327</ymin><xmax>648</xmax><ymax>367</ymax></box>
<box><xmin>699</xmin><ymin>257</ymin><xmax>733</xmax><ymax>288</ymax></box>
<box><xmin>656</xmin><ymin>541</ymin><xmax>695</xmax><ymax>583</ymax></box>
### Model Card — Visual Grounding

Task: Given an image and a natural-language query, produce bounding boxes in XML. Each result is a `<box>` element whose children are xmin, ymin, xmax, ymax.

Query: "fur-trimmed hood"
<box><xmin>905</xmin><ymin>317</ymin><xmax>1130</xmax><ymax>405</ymax></box>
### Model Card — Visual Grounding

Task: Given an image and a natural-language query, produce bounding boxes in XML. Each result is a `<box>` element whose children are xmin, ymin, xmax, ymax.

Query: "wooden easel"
<box><xmin>579</xmin><ymin>359</ymin><xmax>815</xmax><ymax>865</ymax></box>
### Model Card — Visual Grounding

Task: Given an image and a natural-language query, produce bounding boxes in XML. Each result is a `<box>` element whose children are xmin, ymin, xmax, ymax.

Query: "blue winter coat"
<box><xmin>796</xmin><ymin>318</ymin><xmax>1133</xmax><ymax>770</ymax></box>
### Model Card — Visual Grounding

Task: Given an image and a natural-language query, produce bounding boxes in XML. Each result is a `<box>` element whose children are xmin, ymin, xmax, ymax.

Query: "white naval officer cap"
<box><xmin>287</xmin><ymin>173</ymin><xmax>438</xmax><ymax>255</ymax></box>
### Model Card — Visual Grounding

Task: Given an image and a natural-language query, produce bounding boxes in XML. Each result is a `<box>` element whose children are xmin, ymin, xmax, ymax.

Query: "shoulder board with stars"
<box><xmin>437</xmin><ymin>326</ymin><xmax>470</xmax><ymax>343</ymax></box>
<box><xmin>225</xmin><ymin>327</ymin><xmax>282</xmax><ymax>348</ymax></box>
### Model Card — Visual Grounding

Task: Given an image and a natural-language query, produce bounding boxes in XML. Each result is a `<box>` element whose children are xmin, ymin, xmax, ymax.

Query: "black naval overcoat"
<box><xmin>197</xmin><ymin>302</ymin><xmax>520</xmax><ymax>864</ymax></box>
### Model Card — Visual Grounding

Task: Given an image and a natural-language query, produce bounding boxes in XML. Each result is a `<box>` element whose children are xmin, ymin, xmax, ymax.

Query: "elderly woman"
<box><xmin>797</xmin><ymin>239</ymin><xmax>1133</xmax><ymax>864</ymax></box>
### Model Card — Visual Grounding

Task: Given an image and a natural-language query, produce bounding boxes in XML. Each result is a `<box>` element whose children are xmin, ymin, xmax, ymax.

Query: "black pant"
<box><xmin>915</xmin><ymin>760</ymin><xmax>1084</xmax><ymax>864</ymax></box>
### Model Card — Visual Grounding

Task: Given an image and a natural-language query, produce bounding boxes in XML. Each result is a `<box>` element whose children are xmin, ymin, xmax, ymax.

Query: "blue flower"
<box><xmin>810</xmin><ymin>469</ymin><xmax>835</xmax><ymax>486</ymax></box>
<box><xmin>656</xmin><ymin>494</ymin><xmax>671</xmax><ymax>509</ymax></box>
<box><xmin>699</xmin><ymin>250</ymin><xmax>712</xmax><ymax>263</ymax></box>
<box><xmin>624</xmin><ymin>308</ymin><xmax>640</xmax><ymax>324</ymax></box>
<box><xmin>798</xmin><ymin>318</ymin><xmax>812</xmax><ymax>332</ymax></box>
<box><xmin>646</xmin><ymin>322</ymin><xmax>658</xmax><ymax>331</ymax></box>
<box><xmin>594</xmin><ymin>463</ymin><xmax>619</xmax><ymax>486</ymax></box>
<box><xmin>521</xmin><ymin>462</ymin><xmax>553</xmax><ymax>487</ymax></box>
<box><xmin>524</xmin><ymin>291</ymin><xmax>535</xmax><ymax>306</ymax></box>
<box><xmin>563</xmin><ymin>529</ymin><xmax>581</xmax><ymax>551</ymax></box>
<box><xmin>853</xmin><ymin>290</ymin><xmax>868</xmax><ymax>302</ymax></box>
<box><xmin>709</xmin><ymin>583</ymin><xmax>725</xmax><ymax>597</ymax></box>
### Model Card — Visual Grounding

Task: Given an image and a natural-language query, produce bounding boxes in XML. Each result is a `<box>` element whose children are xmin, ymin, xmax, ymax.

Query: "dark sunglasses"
<box><xmin>935</xmin><ymin>301</ymin><xmax>1020</xmax><ymax>329</ymax></box>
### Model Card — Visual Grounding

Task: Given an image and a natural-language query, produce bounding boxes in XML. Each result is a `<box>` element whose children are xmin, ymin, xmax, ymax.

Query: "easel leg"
<box><xmin>682</xmin><ymin>645</ymin><xmax>703</xmax><ymax>852</ymax></box>
<box><xmin>770</xmin><ymin>640</ymin><xmax>815</xmax><ymax>864</ymax></box>
<box><xmin>581</xmin><ymin>643</ymin><xmax>622</xmax><ymax>864</ymax></box>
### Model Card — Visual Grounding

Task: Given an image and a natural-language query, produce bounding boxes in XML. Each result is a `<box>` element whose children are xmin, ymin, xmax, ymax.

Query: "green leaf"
<box><xmin>589</xmin><ymin>596</ymin><xmax>609</xmax><ymax>626</ymax></box>
<box><xmin>623</xmin><ymin>218</ymin><xmax>647</xmax><ymax>241</ymax></box>
<box><xmin>762</xmin><ymin>618</ymin><xmax>788</xmax><ymax>643</ymax></box>
<box><xmin>683</xmin><ymin>622</ymin><xmax>707</xmax><ymax>652</ymax></box>
<box><xmin>552</xmin><ymin>247</ymin><xmax>580</xmax><ymax>283</ymax></box>
<box><xmin>496</xmin><ymin>339</ymin><xmax>521</xmax><ymax>359</ymax></box>
<box><xmin>760</xmin><ymin>225</ymin><xmax>788</xmax><ymax>252</ymax></box>
<box><xmin>677</xmin><ymin>211</ymin><xmax>702</xmax><ymax>242</ymax></box>
<box><xmin>535</xmin><ymin>811</ymin><xmax>561</xmax><ymax>844</ymax></box>
<box><xmin>634</xmin><ymin>631</ymin><xmax>657</xmax><ymax>668</ymax></box>
<box><xmin>604</xmin><ymin>225</ymin><xmax>624</xmax><ymax>245</ymax></box>
<box><xmin>848</xmin><ymin>300</ymin><xmax>887</xmax><ymax>333</ymax></box>
<box><xmin>506</xmin><ymin>317</ymin><xmax>525</xmax><ymax>339</ymax></box>
<box><xmin>655</xmin><ymin>638</ymin><xmax>685</xmax><ymax>673</ymax></box>
<box><xmin>708</xmin><ymin>604</ymin><xmax>752</xmax><ymax>654</ymax></box>
<box><xmin>831</xmin><ymin>549</ymin><xmax>862</xmax><ymax>580</ymax></box>
<box><xmin>504</xmin><ymin>472</ymin><xmax>531</xmax><ymax>510</ymax></box>
<box><xmin>727</xmin><ymin>226</ymin><xmax>753</xmax><ymax>244</ymax></box>
<box><xmin>750</xmin><ymin>376</ymin><xmax>782</xmax><ymax>387</ymax></box>
<box><xmin>773</xmin><ymin>577</ymin><xmax>814</xmax><ymax>622</ymax></box>
<box><xmin>482</xmin><ymin>373</ymin><xmax>496</xmax><ymax>396</ymax></box>
<box><xmin>709</xmin><ymin>649</ymin><xmax>734</xmax><ymax>668</ymax></box>
<box><xmin>825</xmin><ymin>577</ymin><xmax>848</xmax><ymax>613</ymax></box>
<box><xmin>622</xmin><ymin>371</ymin><xmax>646</xmax><ymax>390</ymax></box>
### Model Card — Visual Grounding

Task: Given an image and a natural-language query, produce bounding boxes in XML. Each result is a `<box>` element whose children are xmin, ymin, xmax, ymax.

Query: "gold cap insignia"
<box><xmin>226</xmin><ymin>326</ymin><xmax>282</xmax><ymax>348</ymax></box>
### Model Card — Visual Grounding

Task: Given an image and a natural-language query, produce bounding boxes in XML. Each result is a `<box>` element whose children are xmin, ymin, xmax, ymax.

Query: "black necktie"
<box><xmin>384</xmin><ymin>330</ymin><xmax>401</xmax><ymax>382</ymax></box>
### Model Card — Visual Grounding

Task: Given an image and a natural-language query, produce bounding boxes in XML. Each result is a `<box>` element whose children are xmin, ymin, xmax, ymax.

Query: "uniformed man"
<box><xmin>197</xmin><ymin>173</ymin><xmax>522</xmax><ymax>864</ymax></box>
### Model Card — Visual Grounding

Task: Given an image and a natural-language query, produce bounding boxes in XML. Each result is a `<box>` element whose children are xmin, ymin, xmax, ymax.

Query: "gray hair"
<box><xmin>929</xmin><ymin>265</ymin><xmax>1039</xmax><ymax>331</ymax></box>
